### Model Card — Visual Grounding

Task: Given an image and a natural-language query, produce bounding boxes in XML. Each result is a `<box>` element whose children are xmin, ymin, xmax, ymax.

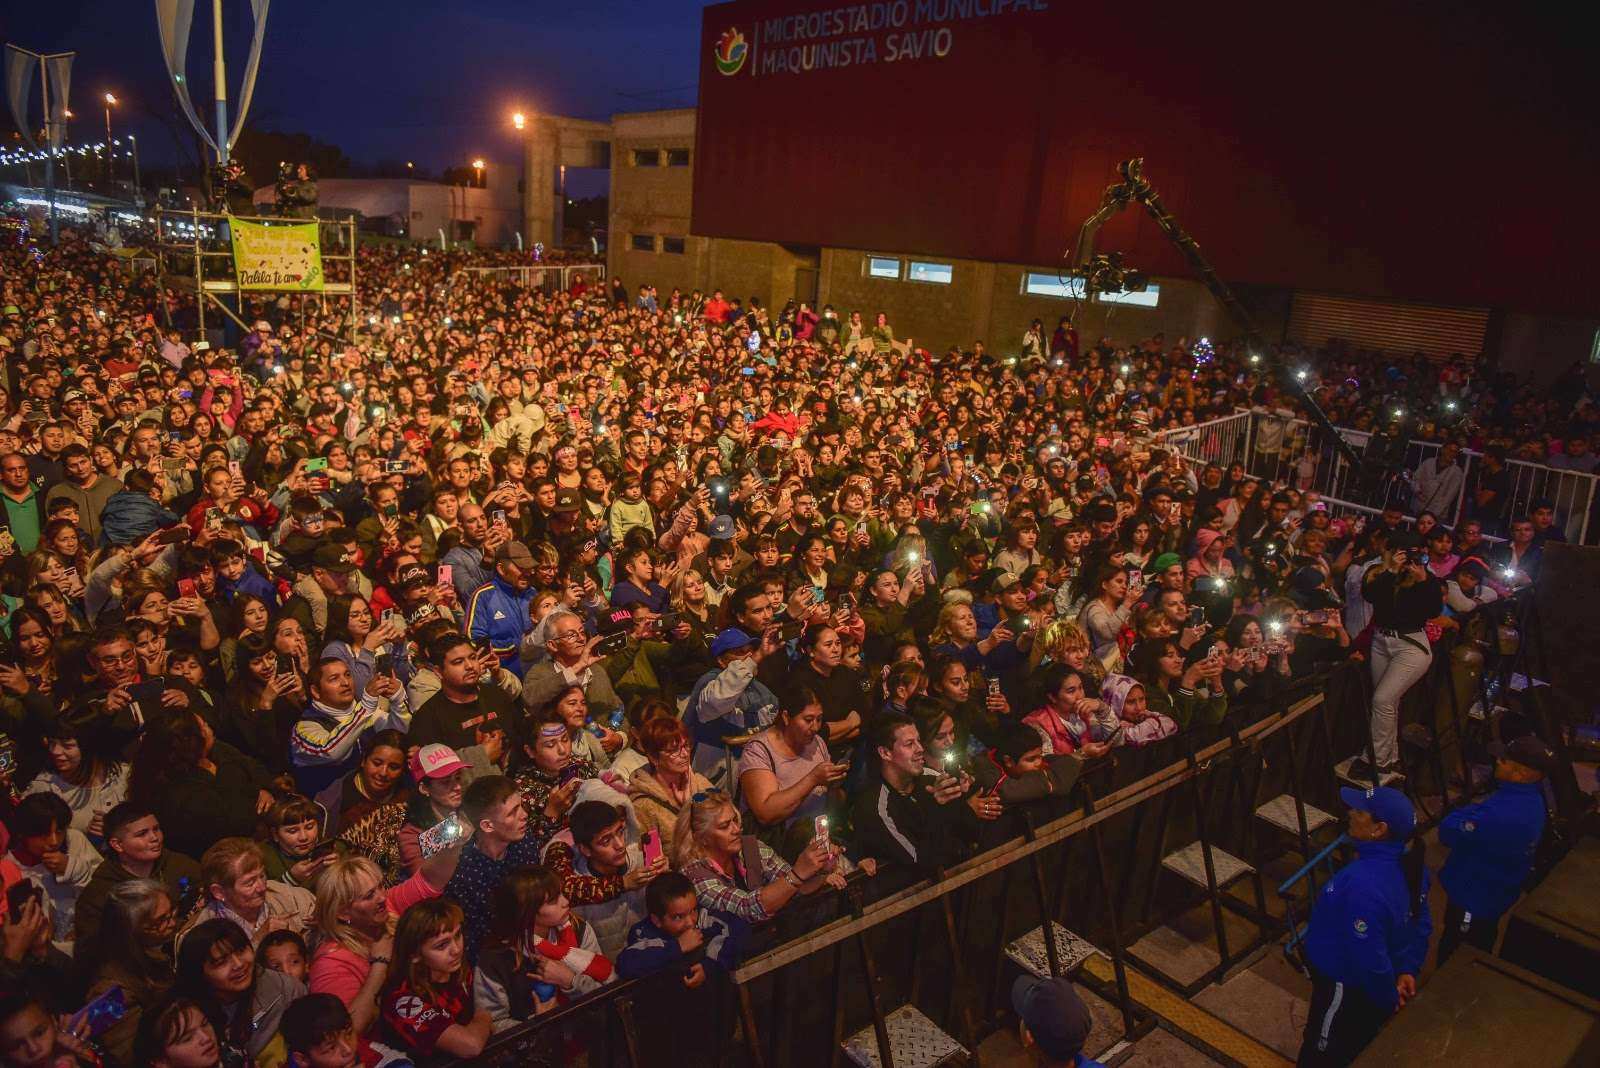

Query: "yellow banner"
<box><xmin>229</xmin><ymin>218</ymin><xmax>324</xmax><ymax>291</ymax></box>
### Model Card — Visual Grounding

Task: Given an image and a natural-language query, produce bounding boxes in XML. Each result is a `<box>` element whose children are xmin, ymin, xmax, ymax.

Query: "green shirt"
<box><xmin>1</xmin><ymin>488</ymin><xmax>40</xmax><ymax>554</ymax></box>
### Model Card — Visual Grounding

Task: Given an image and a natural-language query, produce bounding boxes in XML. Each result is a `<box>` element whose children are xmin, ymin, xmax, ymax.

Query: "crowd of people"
<box><xmin>0</xmin><ymin>217</ymin><xmax>1583</xmax><ymax>1068</ymax></box>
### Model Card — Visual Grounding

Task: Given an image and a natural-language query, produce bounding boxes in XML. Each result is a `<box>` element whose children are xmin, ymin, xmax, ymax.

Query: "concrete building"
<box><xmin>506</xmin><ymin>106</ymin><xmax>1593</xmax><ymax>379</ymax></box>
<box><xmin>598</xmin><ymin>108</ymin><xmax>1234</xmax><ymax>356</ymax></box>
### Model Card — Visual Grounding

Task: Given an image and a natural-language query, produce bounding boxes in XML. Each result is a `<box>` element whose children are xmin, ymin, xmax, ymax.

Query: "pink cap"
<box><xmin>410</xmin><ymin>743</ymin><xmax>467</xmax><ymax>781</ymax></box>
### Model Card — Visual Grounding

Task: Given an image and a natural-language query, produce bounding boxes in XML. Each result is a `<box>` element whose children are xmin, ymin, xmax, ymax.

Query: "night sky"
<box><xmin>5</xmin><ymin>1</ymin><xmax>708</xmax><ymax>192</ymax></box>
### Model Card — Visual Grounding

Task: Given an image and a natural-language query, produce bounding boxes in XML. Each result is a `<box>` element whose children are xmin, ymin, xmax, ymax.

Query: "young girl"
<box><xmin>474</xmin><ymin>865</ymin><xmax>614</xmax><ymax>1032</ymax></box>
<box><xmin>261</xmin><ymin>796</ymin><xmax>340</xmax><ymax>890</ymax></box>
<box><xmin>380</xmin><ymin>899</ymin><xmax>491</xmax><ymax>1065</ymax></box>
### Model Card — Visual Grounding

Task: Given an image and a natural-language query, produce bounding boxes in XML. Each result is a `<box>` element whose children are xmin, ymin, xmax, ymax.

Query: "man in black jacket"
<box><xmin>849</xmin><ymin>713</ymin><xmax>978</xmax><ymax>875</ymax></box>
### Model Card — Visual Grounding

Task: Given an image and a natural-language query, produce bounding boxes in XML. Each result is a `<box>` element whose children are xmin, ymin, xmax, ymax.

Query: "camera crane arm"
<box><xmin>1074</xmin><ymin>157</ymin><xmax>1361</xmax><ymax>469</ymax></box>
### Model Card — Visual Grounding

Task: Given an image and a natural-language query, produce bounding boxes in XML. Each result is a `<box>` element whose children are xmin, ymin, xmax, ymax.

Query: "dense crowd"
<box><xmin>0</xmin><ymin>219</ymin><xmax>1584</xmax><ymax>1068</ymax></box>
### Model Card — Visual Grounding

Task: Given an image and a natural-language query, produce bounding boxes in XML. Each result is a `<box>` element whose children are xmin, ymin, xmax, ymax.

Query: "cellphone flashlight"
<box><xmin>1119</xmin><ymin>363</ymin><xmax>1131</xmax><ymax>376</ymax></box>
<box><xmin>443</xmin><ymin>316</ymin><xmax>453</xmax><ymax>326</ymax></box>
<box><xmin>1269</xmin><ymin>620</ymin><xmax>1284</xmax><ymax>635</ymax></box>
<box><xmin>908</xmin><ymin>550</ymin><xmax>920</xmax><ymax>564</ymax></box>
<box><xmin>1501</xmin><ymin>566</ymin><xmax>1515</xmax><ymax>579</ymax></box>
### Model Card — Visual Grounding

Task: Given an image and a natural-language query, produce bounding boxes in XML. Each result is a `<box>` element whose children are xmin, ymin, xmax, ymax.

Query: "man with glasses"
<box><xmin>521</xmin><ymin>607</ymin><xmax>623</xmax><ymax>723</ymax></box>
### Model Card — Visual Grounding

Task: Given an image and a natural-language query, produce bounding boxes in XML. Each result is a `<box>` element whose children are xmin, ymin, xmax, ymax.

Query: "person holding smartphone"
<box><xmin>850</xmin><ymin>713</ymin><xmax>973</xmax><ymax>874</ymax></box>
<box><xmin>1354</xmin><ymin>531</ymin><xmax>1443</xmax><ymax>782</ymax></box>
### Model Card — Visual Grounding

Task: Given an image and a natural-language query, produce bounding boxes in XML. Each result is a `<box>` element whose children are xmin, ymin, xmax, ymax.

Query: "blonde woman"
<box><xmin>671</xmin><ymin>794</ymin><xmax>841</xmax><ymax>924</ymax></box>
<box><xmin>308</xmin><ymin>851</ymin><xmax>461</xmax><ymax>1037</ymax></box>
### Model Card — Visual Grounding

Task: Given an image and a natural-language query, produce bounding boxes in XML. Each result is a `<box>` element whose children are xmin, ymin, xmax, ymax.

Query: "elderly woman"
<box><xmin>627</xmin><ymin>718</ymin><xmax>712</xmax><ymax>861</ymax></box>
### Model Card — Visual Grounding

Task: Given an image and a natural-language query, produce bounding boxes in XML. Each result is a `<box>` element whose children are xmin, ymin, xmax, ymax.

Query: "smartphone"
<box><xmin>167</xmin><ymin>430</ymin><xmax>182</xmax><ymax>443</ymax></box>
<box><xmin>62</xmin><ymin>565</ymin><xmax>79</xmax><ymax>586</ymax></box>
<box><xmin>5</xmin><ymin>880</ymin><xmax>41</xmax><ymax>920</ymax></box>
<box><xmin>204</xmin><ymin>507</ymin><xmax>225</xmax><ymax>529</ymax></box>
<box><xmin>385</xmin><ymin>460</ymin><xmax>408</xmax><ymax>474</ymax></box>
<box><xmin>837</xmin><ymin>593</ymin><xmax>856</xmax><ymax>615</ymax></box>
<box><xmin>492</xmin><ymin>509</ymin><xmax>507</xmax><ymax>524</ymax></box>
<box><xmin>373</xmin><ymin>651</ymin><xmax>394</xmax><ymax>676</ymax></box>
<box><xmin>987</xmin><ymin>678</ymin><xmax>1002</xmax><ymax>698</ymax></box>
<box><xmin>383</xmin><ymin>503</ymin><xmax>401</xmax><ymax>519</ymax></box>
<box><xmin>417</xmin><ymin>814</ymin><xmax>465</xmax><ymax>859</ymax></box>
<box><xmin>308</xmin><ymin>839</ymin><xmax>339</xmax><ymax>860</ymax></box>
<box><xmin>436</xmin><ymin>564</ymin><xmax>453</xmax><ymax>588</ymax></box>
<box><xmin>641</xmin><ymin>829</ymin><xmax>663</xmax><ymax>867</ymax></box>
<box><xmin>228</xmin><ymin>460</ymin><xmax>242</xmax><ymax>479</ymax></box>
<box><xmin>593</xmin><ymin>631</ymin><xmax>629</xmax><ymax>657</ymax></box>
<box><xmin>69</xmin><ymin>986</ymin><xmax>126</xmax><ymax>1039</ymax></box>
<box><xmin>557</xmin><ymin>762</ymin><xmax>586</xmax><ymax>787</ymax></box>
<box><xmin>813</xmin><ymin>815</ymin><xmax>830</xmax><ymax>850</ymax></box>
<box><xmin>1127</xmin><ymin>568</ymin><xmax>1144</xmax><ymax>590</ymax></box>
<box><xmin>176</xmin><ymin>578</ymin><xmax>197</xmax><ymax>600</ymax></box>
<box><xmin>304</xmin><ymin>457</ymin><xmax>329</xmax><ymax>473</ymax></box>
<box><xmin>778</xmin><ymin>617</ymin><xmax>806</xmax><ymax>641</ymax></box>
<box><xmin>274</xmin><ymin>653</ymin><xmax>296</xmax><ymax>678</ymax></box>
<box><xmin>1187</xmin><ymin>606</ymin><xmax>1207</xmax><ymax>629</ymax></box>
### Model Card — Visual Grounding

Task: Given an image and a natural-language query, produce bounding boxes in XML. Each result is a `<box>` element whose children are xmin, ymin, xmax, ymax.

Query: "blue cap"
<box><xmin>707</xmin><ymin>514</ymin><xmax>737</xmax><ymax>540</ymax></box>
<box><xmin>1339</xmin><ymin>785</ymin><xmax>1415</xmax><ymax>839</ymax></box>
<box><xmin>709</xmin><ymin>627</ymin><xmax>760</xmax><ymax>657</ymax></box>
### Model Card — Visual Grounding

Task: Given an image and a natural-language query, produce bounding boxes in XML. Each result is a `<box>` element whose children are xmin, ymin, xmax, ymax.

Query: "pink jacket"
<box><xmin>309</xmin><ymin>869</ymin><xmax>441</xmax><ymax>1027</ymax></box>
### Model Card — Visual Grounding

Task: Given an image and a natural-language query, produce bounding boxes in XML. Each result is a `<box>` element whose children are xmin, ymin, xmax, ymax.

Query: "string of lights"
<box><xmin>0</xmin><ymin>138</ymin><xmax>133</xmax><ymax>168</ymax></box>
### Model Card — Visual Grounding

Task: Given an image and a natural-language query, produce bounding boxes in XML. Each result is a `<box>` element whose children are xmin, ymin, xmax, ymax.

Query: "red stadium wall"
<box><xmin>692</xmin><ymin>1</ymin><xmax>1598</xmax><ymax>317</ymax></box>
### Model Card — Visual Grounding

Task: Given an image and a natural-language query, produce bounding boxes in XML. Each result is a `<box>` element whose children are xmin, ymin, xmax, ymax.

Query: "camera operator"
<box><xmin>214</xmin><ymin>159</ymin><xmax>256</xmax><ymax>217</ymax></box>
<box><xmin>1354</xmin><ymin>532</ymin><xmax>1442</xmax><ymax>781</ymax></box>
<box><xmin>275</xmin><ymin>162</ymin><xmax>320</xmax><ymax>219</ymax></box>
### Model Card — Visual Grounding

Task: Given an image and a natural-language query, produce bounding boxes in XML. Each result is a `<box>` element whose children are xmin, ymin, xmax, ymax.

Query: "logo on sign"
<box><xmin>714</xmin><ymin>28</ymin><xmax>748</xmax><ymax>75</ymax></box>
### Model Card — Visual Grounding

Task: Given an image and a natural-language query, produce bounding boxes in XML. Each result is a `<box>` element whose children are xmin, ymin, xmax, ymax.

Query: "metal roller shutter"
<box><xmin>1288</xmin><ymin>293</ymin><xmax>1488</xmax><ymax>358</ymax></box>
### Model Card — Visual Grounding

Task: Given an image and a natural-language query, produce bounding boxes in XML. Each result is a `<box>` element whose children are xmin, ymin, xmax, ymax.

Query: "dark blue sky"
<box><xmin>6</xmin><ymin>1</ymin><xmax>707</xmax><ymax>186</ymax></box>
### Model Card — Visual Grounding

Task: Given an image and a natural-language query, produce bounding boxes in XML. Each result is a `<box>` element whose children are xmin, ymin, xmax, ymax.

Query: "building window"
<box><xmin>631</xmin><ymin>149</ymin><xmax>660</xmax><ymax>167</ymax></box>
<box><xmin>1097</xmin><ymin>283</ymin><xmax>1161</xmax><ymax>308</ymax></box>
<box><xmin>906</xmin><ymin>261</ymin><xmax>954</xmax><ymax>285</ymax></box>
<box><xmin>666</xmin><ymin>148</ymin><xmax>690</xmax><ymax>167</ymax></box>
<box><xmin>1022</xmin><ymin>272</ymin><xmax>1085</xmax><ymax>299</ymax></box>
<box><xmin>662</xmin><ymin>236</ymin><xmax>686</xmax><ymax>254</ymax></box>
<box><xmin>865</xmin><ymin>256</ymin><xmax>901</xmax><ymax>280</ymax></box>
<box><xmin>631</xmin><ymin>234</ymin><xmax>655</xmax><ymax>252</ymax></box>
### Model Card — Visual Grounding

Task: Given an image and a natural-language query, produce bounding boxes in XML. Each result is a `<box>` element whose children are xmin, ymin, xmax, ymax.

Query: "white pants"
<box><xmin>1368</xmin><ymin>631</ymin><xmax>1432</xmax><ymax>766</ymax></box>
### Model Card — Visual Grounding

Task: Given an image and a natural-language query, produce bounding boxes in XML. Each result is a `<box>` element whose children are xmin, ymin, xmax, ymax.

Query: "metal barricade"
<box><xmin>1162</xmin><ymin>410</ymin><xmax>1598</xmax><ymax>545</ymax></box>
<box><xmin>451</xmin><ymin>262</ymin><xmax>607</xmax><ymax>295</ymax></box>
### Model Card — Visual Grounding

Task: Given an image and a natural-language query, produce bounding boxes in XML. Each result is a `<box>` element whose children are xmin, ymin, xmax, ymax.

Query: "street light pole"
<box><xmin>103</xmin><ymin>93</ymin><xmax>116</xmax><ymax>186</ymax></box>
<box><xmin>130</xmin><ymin>134</ymin><xmax>142</xmax><ymax>205</ymax></box>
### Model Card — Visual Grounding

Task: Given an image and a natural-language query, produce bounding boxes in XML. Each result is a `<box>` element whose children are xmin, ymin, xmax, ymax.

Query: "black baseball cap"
<box><xmin>1489</xmin><ymin>735</ymin><xmax>1557</xmax><ymax>776</ymax></box>
<box><xmin>1012</xmin><ymin>976</ymin><xmax>1092</xmax><ymax>1060</ymax></box>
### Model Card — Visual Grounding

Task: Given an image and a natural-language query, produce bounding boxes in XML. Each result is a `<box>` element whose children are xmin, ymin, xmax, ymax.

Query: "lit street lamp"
<box><xmin>472</xmin><ymin>158</ymin><xmax>485</xmax><ymax>188</ymax></box>
<box><xmin>511</xmin><ymin>111</ymin><xmax>526</xmax><ymax>131</ymax></box>
<box><xmin>103</xmin><ymin>93</ymin><xmax>117</xmax><ymax>186</ymax></box>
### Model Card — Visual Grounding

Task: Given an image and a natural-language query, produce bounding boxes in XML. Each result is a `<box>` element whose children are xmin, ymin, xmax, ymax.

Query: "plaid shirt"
<box><xmin>682</xmin><ymin>841</ymin><xmax>791</xmax><ymax>923</ymax></box>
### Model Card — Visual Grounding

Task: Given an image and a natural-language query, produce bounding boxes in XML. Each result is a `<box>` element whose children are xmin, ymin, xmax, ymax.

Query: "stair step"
<box><xmin>1333</xmin><ymin>756</ymin><xmax>1404</xmax><ymax>788</ymax></box>
<box><xmin>842</xmin><ymin>1005</ymin><xmax>967</xmax><ymax>1068</ymax></box>
<box><xmin>1162</xmin><ymin>842</ymin><xmax>1254</xmax><ymax>888</ymax></box>
<box><xmin>1005</xmin><ymin>923</ymin><xmax>1100</xmax><ymax>978</ymax></box>
<box><xmin>1255</xmin><ymin>794</ymin><xmax>1335</xmax><ymax>834</ymax></box>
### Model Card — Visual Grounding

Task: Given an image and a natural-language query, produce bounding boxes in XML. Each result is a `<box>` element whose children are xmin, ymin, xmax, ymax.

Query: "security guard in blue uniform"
<box><xmin>1435</xmin><ymin>734</ymin><xmax>1553</xmax><ymax>965</ymax></box>
<box><xmin>1298</xmin><ymin>786</ymin><xmax>1432</xmax><ymax>1068</ymax></box>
